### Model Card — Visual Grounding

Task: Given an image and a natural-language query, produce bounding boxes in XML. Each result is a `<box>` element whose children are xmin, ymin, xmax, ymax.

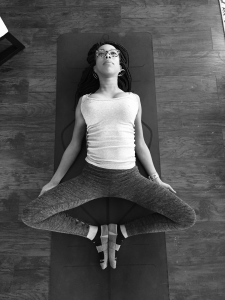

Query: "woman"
<box><xmin>22</xmin><ymin>40</ymin><xmax>196</xmax><ymax>270</ymax></box>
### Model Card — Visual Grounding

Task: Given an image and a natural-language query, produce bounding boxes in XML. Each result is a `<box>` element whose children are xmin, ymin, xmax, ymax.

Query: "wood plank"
<box><xmin>0</xmin><ymin>255</ymin><xmax>50</xmax><ymax>294</ymax></box>
<box><xmin>0</xmin><ymin>94</ymin><xmax>28</xmax><ymax>104</ymax></box>
<box><xmin>11</xmin><ymin>268</ymin><xmax>49</xmax><ymax>293</ymax></box>
<box><xmin>1</xmin><ymin>4</ymin><xmax>220</xmax><ymax>32</ymax></box>
<box><xmin>0</xmin><ymin>222</ymin><xmax>50</xmax><ymax>298</ymax></box>
<box><xmin>166</xmin><ymin>222</ymin><xmax>225</xmax><ymax>300</ymax></box>
<box><xmin>222</xmin><ymin>129</ymin><xmax>225</xmax><ymax>148</ymax></box>
<box><xmin>152</xmin><ymin>30</ymin><xmax>213</xmax><ymax>51</ymax></box>
<box><xmin>20</xmin><ymin>26</ymin><xmax>212</xmax><ymax>40</ymax></box>
<box><xmin>211</xmin><ymin>27</ymin><xmax>225</xmax><ymax>50</ymax></box>
<box><xmin>0</xmin><ymin>293</ymin><xmax>47</xmax><ymax>300</ymax></box>
<box><xmin>0</xmin><ymin>270</ymin><xmax>13</xmax><ymax>293</ymax></box>
<box><xmin>215</xmin><ymin>73</ymin><xmax>225</xmax><ymax>103</ymax></box>
<box><xmin>0</xmin><ymin>151</ymin><xmax>54</xmax><ymax>189</ymax></box>
<box><xmin>29</xmin><ymin>79</ymin><xmax>56</xmax><ymax>93</ymax></box>
<box><xmin>0</xmin><ymin>222</ymin><xmax>50</xmax><ymax>256</ymax></box>
<box><xmin>154</xmin><ymin>50</ymin><xmax>225</xmax><ymax>76</ymax></box>
<box><xmin>121</xmin><ymin>18</ymin><xmax>221</xmax><ymax>32</ymax></box>
<box><xmin>0</xmin><ymin>6</ymin><xmax>121</xmax><ymax>29</ymax></box>
<box><xmin>159</xmin><ymin>157</ymin><xmax>225</xmax><ymax>208</ymax></box>
<box><xmin>0</xmin><ymin>190</ymin><xmax>40</xmax><ymax>223</ymax></box>
<box><xmin>0</xmin><ymin>102</ymin><xmax>55</xmax><ymax>119</ymax></box>
<box><xmin>0</xmin><ymin>78</ymin><xmax>29</xmax><ymax>95</ymax></box>
<box><xmin>0</xmin><ymin>0</ymin><xmax>209</xmax><ymax>6</ymax></box>
<box><xmin>0</xmin><ymin>50</ymin><xmax>55</xmax><ymax>77</ymax></box>
<box><xmin>158</xmin><ymin>127</ymin><xmax>224</xmax><ymax>159</ymax></box>
<box><xmin>0</xmin><ymin>0</ymin><xmax>36</xmax><ymax>6</ymax></box>
<box><xmin>157</xmin><ymin>99</ymin><xmax>221</xmax><ymax>131</ymax></box>
<box><xmin>121</xmin><ymin>5</ymin><xmax>221</xmax><ymax>28</ymax></box>
<box><xmin>0</xmin><ymin>191</ymin><xmax>20</xmax><ymax>222</ymax></box>
<box><xmin>155</xmin><ymin>75</ymin><xmax>218</xmax><ymax>94</ymax></box>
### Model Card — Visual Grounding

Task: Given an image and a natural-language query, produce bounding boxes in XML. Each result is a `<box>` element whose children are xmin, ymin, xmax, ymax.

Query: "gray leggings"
<box><xmin>21</xmin><ymin>161</ymin><xmax>196</xmax><ymax>237</ymax></box>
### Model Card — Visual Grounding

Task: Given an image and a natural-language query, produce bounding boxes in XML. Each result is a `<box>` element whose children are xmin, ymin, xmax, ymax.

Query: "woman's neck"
<box><xmin>96</xmin><ymin>75</ymin><xmax>121</xmax><ymax>94</ymax></box>
<box><xmin>97</xmin><ymin>85</ymin><xmax>121</xmax><ymax>94</ymax></box>
<box><xmin>94</xmin><ymin>87</ymin><xmax>125</xmax><ymax>98</ymax></box>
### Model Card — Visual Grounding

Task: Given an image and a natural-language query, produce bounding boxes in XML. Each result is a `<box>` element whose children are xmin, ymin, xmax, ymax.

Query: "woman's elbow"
<box><xmin>135</xmin><ymin>140</ymin><xmax>147</xmax><ymax>153</ymax></box>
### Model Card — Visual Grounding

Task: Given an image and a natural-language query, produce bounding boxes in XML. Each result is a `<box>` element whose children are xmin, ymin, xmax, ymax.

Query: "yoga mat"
<box><xmin>50</xmin><ymin>33</ymin><xmax>169</xmax><ymax>300</ymax></box>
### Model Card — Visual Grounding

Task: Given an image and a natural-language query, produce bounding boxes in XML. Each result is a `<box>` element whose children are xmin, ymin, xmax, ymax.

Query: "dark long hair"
<box><xmin>73</xmin><ymin>40</ymin><xmax>132</xmax><ymax>111</ymax></box>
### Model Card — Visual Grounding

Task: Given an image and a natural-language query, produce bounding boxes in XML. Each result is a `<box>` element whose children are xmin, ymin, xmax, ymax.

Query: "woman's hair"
<box><xmin>73</xmin><ymin>40</ymin><xmax>132</xmax><ymax>111</ymax></box>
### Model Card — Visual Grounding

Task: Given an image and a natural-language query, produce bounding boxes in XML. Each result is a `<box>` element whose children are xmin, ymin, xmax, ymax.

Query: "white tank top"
<box><xmin>80</xmin><ymin>92</ymin><xmax>139</xmax><ymax>169</ymax></box>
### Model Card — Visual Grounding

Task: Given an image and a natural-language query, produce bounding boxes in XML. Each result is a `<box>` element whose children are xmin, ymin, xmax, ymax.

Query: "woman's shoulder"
<box><xmin>129</xmin><ymin>92</ymin><xmax>140</xmax><ymax>101</ymax></box>
<box><xmin>128</xmin><ymin>91</ymin><xmax>138</xmax><ymax>96</ymax></box>
<box><xmin>79</xmin><ymin>94</ymin><xmax>89</xmax><ymax>102</ymax></box>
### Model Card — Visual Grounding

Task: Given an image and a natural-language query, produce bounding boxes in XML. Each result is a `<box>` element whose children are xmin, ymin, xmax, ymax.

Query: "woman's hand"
<box><xmin>153</xmin><ymin>178</ymin><xmax>176</xmax><ymax>194</ymax></box>
<box><xmin>38</xmin><ymin>181</ymin><xmax>59</xmax><ymax>197</ymax></box>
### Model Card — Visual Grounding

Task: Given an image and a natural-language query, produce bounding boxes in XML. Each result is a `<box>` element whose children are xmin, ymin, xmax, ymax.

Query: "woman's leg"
<box><xmin>111</xmin><ymin>167</ymin><xmax>196</xmax><ymax>237</ymax></box>
<box><xmin>21</xmin><ymin>162</ymin><xmax>111</xmax><ymax>269</ymax></box>
<box><xmin>21</xmin><ymin>163</ymin><xmax>109</xmax><ymax>237</ymax></box>
<box><xmin>108</xmin><ymin>166</ymin><xmax>196</xmax><ymax>268</ymax></box>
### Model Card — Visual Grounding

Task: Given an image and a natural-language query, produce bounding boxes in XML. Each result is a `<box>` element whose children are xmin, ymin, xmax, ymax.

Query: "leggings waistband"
<box><xmin>82</xmin><ymin>161</ymin><xmax>139</xmax><ymax>178</ymax></box>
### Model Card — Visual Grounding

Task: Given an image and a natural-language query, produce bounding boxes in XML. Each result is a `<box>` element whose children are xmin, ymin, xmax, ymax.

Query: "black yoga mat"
<box><xmin>50</xmin><ymin>33</ymin><xmax>169</xmax><ymax>300</ymax></box>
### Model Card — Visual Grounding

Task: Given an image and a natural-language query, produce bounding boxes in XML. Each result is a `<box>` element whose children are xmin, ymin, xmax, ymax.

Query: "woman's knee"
<box><xmin>21</xmin><ymin>205</ymin><xmax>33</xmax><ymax>226</ymax></box>
<box><xmin>180</xmin><ymin>206</ymin><xmax>197</xmax><ymax>230</ymax></box>
<box><xmin>21</xmin><ymin>198</ymin><xmax>40</xmax><ymax>226</ymax></box>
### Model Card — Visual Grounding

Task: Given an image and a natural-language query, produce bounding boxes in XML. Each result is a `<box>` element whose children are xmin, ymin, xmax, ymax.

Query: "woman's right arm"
<box><xmin>39</xmin><ymin>97</ymin><xmax>86</xmax><ymax>196</ymax></box>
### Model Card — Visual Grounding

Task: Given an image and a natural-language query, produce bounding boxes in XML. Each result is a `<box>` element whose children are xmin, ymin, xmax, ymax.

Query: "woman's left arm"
<box><xmin>134</xmin><ymin>95</ymin><xmax>176</xmax><ymax>194</ymax></box>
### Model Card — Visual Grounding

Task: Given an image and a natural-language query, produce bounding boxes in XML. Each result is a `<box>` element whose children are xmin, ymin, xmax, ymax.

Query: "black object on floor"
<box><xmin>0</xmin><ymin>32</ymin><xmax>25</xmax><ymax>66</ymax></box>
<box><xmin>50</xmin><ymin>33</ymin><xmax>169</xmax><ymax>300</ymax></box>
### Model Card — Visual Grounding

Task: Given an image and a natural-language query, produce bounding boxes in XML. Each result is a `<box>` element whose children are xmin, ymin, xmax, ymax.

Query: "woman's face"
<box><xmin>93</xmin><ymin>44</ymin><xmax>122</xmax><ymax>78</ymax></box>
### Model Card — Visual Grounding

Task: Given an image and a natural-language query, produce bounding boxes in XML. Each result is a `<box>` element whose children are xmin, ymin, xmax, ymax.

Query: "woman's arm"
<box><xmin>50</xmin><ymin>97</ymin><xmax>86</xmax><ymax>184</ymax></box>
<box><xmin>134</xmin><ymin>96</ymin><xmax>158</xmax><ymax>177</ymax></box>
<box><xmin>134</xmin><ymin>95</ymin><xmax>176</xmax><ymax>193</ymax></box>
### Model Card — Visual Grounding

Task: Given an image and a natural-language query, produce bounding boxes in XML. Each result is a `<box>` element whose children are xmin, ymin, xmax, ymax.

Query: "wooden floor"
<box><xmin>0</xmin><ymin>0</ymin><xmax>225</xmax><ymax>299</ymax></box>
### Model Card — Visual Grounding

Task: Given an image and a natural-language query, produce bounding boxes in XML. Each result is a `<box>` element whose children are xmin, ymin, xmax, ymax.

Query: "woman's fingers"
<box><xmin>158</xmin><ymin>181</ymin><xmax>176</xmax><ymax>194</ymax></box>
<box><xmin>38</xmin><ymin>190</ymin><xmax>45</xmax><ymax>197</ymax></box>
<box><xmin>167</xmin><ymin>185</ymin><xmax>176</xmax><ymax>194</ymax></box>
<box><xmin>38</xmin><ymin>182</ymin><xmax>58</xmax><ymax>198</ymax></box>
